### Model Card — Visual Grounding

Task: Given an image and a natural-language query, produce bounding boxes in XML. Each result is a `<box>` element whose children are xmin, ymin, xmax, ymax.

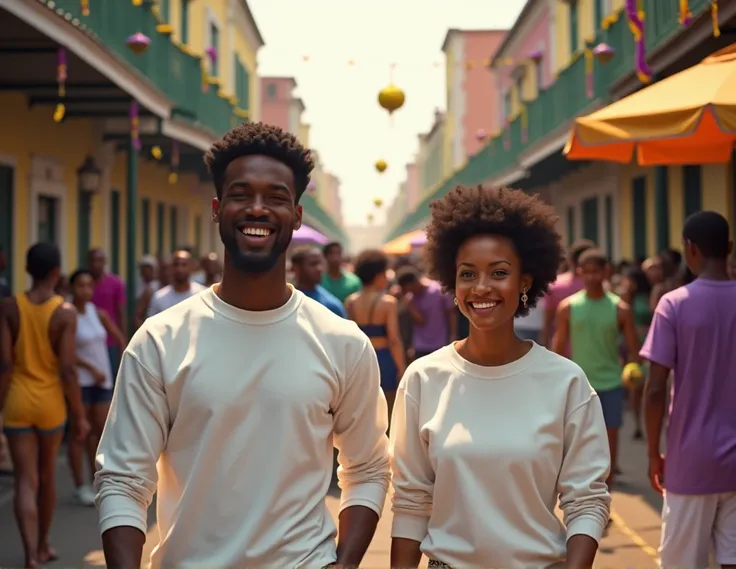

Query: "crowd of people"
<box><xmin>0</xmin><ymin>120</ymin><xmax>734</xmax><ymax>569</ymax></box>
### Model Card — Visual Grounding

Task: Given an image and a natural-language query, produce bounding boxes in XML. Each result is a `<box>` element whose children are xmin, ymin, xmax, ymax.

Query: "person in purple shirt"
<box><xmin>396</xmin><ymin>267</ymin><xmax>457</xmax><ymax>360</ymax></box>
<box><xmin>88</xmin><ymin>249</ymin><xmax>127</xmax><ymax>374</ymax></box>
<box><xmin>640</xmin><ymin>211</ymin><xmax>736</xmax><ymax>569</ymax></box>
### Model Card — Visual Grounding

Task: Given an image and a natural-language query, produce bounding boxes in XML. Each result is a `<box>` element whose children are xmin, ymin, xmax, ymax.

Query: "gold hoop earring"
<box><xmin>521</xmin><ymin>290</ymin><xmax>528</xmax><ymax>309</ymax></box>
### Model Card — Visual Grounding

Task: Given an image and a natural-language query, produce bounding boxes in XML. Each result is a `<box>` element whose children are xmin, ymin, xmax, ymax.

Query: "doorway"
<box><xmin>37</xmin><ymin>194</ymin><xmax>59</xmax><ymax>244</ymax></box>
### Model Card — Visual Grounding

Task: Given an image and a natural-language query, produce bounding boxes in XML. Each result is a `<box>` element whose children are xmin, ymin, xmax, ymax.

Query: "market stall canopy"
<box><xmin>564</xmin><ymin>42</ymin><xmax>736</xmax><ymax>166</ymax></box>
<box><xmin>382</xmin><ymin>230</ymin><xmax>425</xmax><ymax>255</ymax></box>
<box><xmin>292</xmin><ymin>224</ymin><xmax>328</xmax><ymax>245</ymax></box>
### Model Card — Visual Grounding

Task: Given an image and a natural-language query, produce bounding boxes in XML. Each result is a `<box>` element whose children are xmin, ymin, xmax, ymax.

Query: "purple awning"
<box><xmin>292</xmin><ymin>224</ymin><xmax>329</xmax><ymax>245</ymax></box>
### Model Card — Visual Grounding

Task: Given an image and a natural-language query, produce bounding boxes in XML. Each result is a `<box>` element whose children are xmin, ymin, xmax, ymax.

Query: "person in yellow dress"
<box><xmin>0</xmin><ymin>243</ymin><xmax>89</xmax><ymax>569</ymax></box>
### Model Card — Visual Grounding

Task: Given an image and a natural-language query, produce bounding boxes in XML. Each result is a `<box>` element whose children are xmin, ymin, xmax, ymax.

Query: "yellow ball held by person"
<box><xmin>622</xmin><ymin>362</ymin><xmax>644</xmax><ymax>388</ymax></box>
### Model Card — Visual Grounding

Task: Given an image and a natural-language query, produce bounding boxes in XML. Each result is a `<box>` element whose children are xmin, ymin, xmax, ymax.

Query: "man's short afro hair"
<box><xmin>425</xmin><ymin>185</ymin><xmax>562</xmax><ymax>317</ymax></box>
<box><xmin>204</xmin><ymin>121</ymin><xmax>315</xmax><ymax>201</ymax></box>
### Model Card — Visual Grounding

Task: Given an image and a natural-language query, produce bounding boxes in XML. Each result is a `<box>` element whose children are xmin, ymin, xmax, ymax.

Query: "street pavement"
<box><xmin>0</xmin><ymin>416</ymin><xmax>663</xmax><ymax>569</ymax></box>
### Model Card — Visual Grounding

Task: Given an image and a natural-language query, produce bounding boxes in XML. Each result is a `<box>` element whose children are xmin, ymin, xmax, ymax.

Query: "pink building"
<box><xmin>491</xmin><ymin>0</ymin><xmax>555</xmax><ymax>131</ymax></box>
<box><xmin>442</xmin><ymin>29</ymin><xmax>508</xmax><ymax>167</ymax></box>
<box><xmin>259</xmin><ymin>77</ymin><xmax>303</xmax><ymax>134</ymax></box>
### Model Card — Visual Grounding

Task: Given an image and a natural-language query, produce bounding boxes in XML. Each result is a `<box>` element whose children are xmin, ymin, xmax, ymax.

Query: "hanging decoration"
<box><xmin>373</xmin><ymin>198</ymin><xmax>383</xmax><ymax>208</ymax></box>
<box><xmin>529</xmin><ymin>49</ymin><xmax>543</xmax><ymax>63</ymax></box>
<box><xmin>375</xmin><ymin>160</ymin><xmax>387</xmax><ymax>173</ymax></box>
<box><xmin>584</xmin><ymin>48</ymin><xmax>594</xmax><ymax>99</ymax></box>
<box><xmin>206</xmin><ymin>46</ymin><xmax>218</xmax><ymax>66</ymax></box>
<box><xmin>593</xmin><ymin>43</ymin><xmax>616</xmax><ymax>64</ymax></box>
<box><xmin>132</xmin><ymin>0</ymin><xmax>143</xmax><ymax>4</ymax></box>
<box><xmin>476</xmin><ymin>129</ymin><xmax>487</xmax><ymax>142</ymax></box>
<box><xmin>81</xmin><ymin>0</ymin><xmax>90</xmax><ymax>16</ymax></box>
<box><xmin>130</xmin><ymin>101</ymin><xmax>141</xmax><ymax>152</ymax></box>
<box><xmin>711</xmin><ymin>1</ymin><xmax>721</xmax><ymax>37</ymax></box>
<box><xmin>679</xmin><ymin>0</ymin><xmax>692</xmax><ymax>26</ymax></box>
<box><xmin>151</xmin><ymin>146</ymin><xmax>163</xmax><ymax>160</ymax></box>
<box><xmin>168</xmin><ymin>141</ymin><xmax>179</xmax><ymax>184</ymax></box>
<box><xmin>625</xmin><ymin>0</ymin><xmax>652</xmax><ymax>83</ymax></box>
<box><xmin>300</xmin><ymin>55</ymin><xmax>491</xmax><ymax>70</ymax></box>
<box><xmin>54</xmin><ymin>47</ymin><xmax>67</xmax><ymax>123</ymax></box>
<box><xmin>378</xmin><ymin>85</ymin><xmax>404</xmax><ymax>115</ymax></box>
<box><xmin>126</xmin><ymin>32</ymin><xmax>151</xmax><ymax>55</ymax></box>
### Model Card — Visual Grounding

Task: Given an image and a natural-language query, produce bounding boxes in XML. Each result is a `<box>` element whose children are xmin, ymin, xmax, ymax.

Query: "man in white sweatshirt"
<box><xmin>94</xmin><ymin>122</ymin><xmax>390</xmax><ymax>569</ymax></box>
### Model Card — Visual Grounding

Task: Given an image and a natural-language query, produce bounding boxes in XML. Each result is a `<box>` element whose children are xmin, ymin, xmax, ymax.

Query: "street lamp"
<box><xmin>76</xmin><ymin>156</ymin><xmax>102</xmax><ymax>193</ymax></box>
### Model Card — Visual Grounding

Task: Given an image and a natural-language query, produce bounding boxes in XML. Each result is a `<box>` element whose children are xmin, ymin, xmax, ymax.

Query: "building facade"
<box><xmin>0</xmin><ymin>0</ymin><xmax>345</xmax><ymax>305</ymax></box>
<box><xmin>386</xmin><ymin>0</ymin><xmax>736</xmax><ymax>264</ymax></box>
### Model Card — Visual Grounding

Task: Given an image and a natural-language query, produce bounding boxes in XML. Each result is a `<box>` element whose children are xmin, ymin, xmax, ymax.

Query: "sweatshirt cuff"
<box><xmin>566</xmin><ymin>515</ymin><xmax>606</xmax><ymax>543</ymax></box>
<box><xmin>391</xmin><ymin>511</ymin><xmax>430</xmax><ymax>542</ymax></box>
<box><xmin>97</xmin><ymin>493</ymin><xmax>148</xmax><ymax>535</ymax></box>
<box><xmin>339</xmin><ymin>480</ymin><xmax>389</xmax><ymax>518</ymax></box>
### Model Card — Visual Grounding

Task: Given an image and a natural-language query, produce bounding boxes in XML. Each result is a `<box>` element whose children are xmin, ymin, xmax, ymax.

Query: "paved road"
<box><xmin>0</xmin><ymin>416</ymin><xmax>663</xmax><ymax>569</ymax></box>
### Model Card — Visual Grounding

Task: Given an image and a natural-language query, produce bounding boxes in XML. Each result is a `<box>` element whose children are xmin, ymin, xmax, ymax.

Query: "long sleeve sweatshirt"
<box><xmin>95</xmin><ymin>286</ymin><xmax>390</xmax><ymax>569</ymax></box>
<box><xmin>389</xmin><ymin>342</ymin><xmax>611</xmax><ymax>568</ymax></box>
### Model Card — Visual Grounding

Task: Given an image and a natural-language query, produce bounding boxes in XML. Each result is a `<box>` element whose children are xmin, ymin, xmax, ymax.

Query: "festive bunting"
<box><xmin>625</xmin><ymin>0</ymin><xmax>652</xmax><ymax>83</ymax></box>
<box><xmin>54</xmin><ymin>47</ymin><xmax>66</xmax><ymax>123</ymax></box>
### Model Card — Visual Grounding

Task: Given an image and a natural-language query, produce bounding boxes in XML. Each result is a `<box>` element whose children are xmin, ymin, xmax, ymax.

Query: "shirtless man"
<box><xmin>0</xmin><ymin>243</ymin><xmax>89</xmax><ymax>568</ymax></box>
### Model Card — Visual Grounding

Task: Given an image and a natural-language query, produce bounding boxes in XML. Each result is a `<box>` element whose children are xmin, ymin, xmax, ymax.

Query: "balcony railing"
<box><xmin>385</xmin><ymin>0</ymin><xmax>713</xmax><ymax>241</ymax></box>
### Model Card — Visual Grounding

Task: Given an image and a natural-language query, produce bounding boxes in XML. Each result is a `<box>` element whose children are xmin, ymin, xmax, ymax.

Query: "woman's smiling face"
<box><xmin>454</xmin><ymin>234</ymin><xmax>532</xmax><ymax>332</ymax></box>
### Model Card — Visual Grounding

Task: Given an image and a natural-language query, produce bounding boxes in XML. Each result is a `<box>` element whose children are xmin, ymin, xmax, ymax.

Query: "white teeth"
<box><xmin>471</xmin><ymin>302</ymin><xmax>498</xmax><ymax>309</ymax></box>
<box><xmin>241</xmin><ymin>227</ymin><xmax>272</xmax><ymax>237</ymax></box>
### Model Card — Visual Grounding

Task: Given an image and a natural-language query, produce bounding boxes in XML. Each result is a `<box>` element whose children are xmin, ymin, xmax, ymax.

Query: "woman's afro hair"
<box><xmin>204</xmin><ymin>121</ymin><xmax>314</xmax><ymax>201</ymax></box>
<box><xmin>425</xmin><ymin>184</ymin><xmax>563</xmax><ymax>317</ymax></box>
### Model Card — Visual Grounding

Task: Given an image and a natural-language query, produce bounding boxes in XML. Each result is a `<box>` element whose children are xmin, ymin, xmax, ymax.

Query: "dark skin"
<box><xmin>102</xmin><ymin>154</ymin><xmax>379</xmax><ymax>569</ymax></box>
<box><xmin>293</xmin><ymin>249</ymin><xmax>325</xmax><ymax>290</ymax></box>
<box><xmin>553</xmin><ymin>259</ymin><xmax>639</xmax><ymax>486</ymax></box>
<box><xmin>88</xmin><ymin>249</ymin><xmax>127</xmax><ymax>338</ymax></box>
<box><xmin>391</xmin><ymin>235</ymin><xmax>599</xmax><ymax>569</ymax></box>
<box><xmin>0</xmin><ymin>271</ymin><xmax>89</xmax><ymax>569</ymax></box>
<box><xmin>644</xmin><ymin>239</ymin><xmax>734</xmax><ymax>502</ymax></box>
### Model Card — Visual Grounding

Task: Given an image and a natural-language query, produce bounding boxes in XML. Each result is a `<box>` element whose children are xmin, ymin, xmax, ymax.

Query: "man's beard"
<box><xmin>220</xmin><ymin>223</ymin><xmax>292</xmax><ymax>274</ymax></box>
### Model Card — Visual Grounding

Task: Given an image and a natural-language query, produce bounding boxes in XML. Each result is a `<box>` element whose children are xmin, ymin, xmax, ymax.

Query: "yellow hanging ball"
<box><xmin>622</xmin><ymin>362</ymin><xmax>644</xmax><ymax>388</ymax></box>
<box><xmin>378</xmin><ymin>84</ymin><xmax>405</xmax><ymax>114</ymax></box>
<box><xmin>375</xmin><ymin>160</ymin><xmax>387</xmax><ymax>173</ymax></box>
<box><xmin>373</xmin><ymin>197</ymin><xmax>383</xmax><ymax>208</ymax></box>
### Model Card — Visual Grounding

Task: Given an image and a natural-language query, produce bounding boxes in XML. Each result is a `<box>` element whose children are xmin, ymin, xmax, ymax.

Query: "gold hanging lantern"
<box><xmin>373</xmin><ymin>197</ymin><xmax>383</xmax><ymax>208</ymax></box>
<box><xmin>378</xmin><ymin>85</ymin><xmax>405</xmax><ymax>115</ymax></box>
<box><xmin>375</xmin><ymin>160</ymin><xmax>387</xmax><ymax>173</ymax></box>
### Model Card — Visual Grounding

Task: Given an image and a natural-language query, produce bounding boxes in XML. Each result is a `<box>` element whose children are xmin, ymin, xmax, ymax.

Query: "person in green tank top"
<box><xmin>552</xmin><ymin>249</ymin><xmax>641</xmax><ymax>486</ymax></box>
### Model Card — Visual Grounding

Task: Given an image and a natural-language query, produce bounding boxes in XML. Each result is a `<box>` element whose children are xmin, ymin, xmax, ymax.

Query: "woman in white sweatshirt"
<box><xmin>389</xmin><ymin>185</ymin><xmax>611</xmax><ymax>569</ymax></box>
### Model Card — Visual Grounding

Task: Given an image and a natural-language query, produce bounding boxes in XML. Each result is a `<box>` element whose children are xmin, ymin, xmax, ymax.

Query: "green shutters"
<box><xmin>169</xmin><ymin>205</ymin><xmax>178</xmax><ymax>253</ymax></box>
<box><xmin>141</xmin><ymin>198</ymin><xmax>151</xmax><ymax>255</ymax></box>
<box><xmin>37</xmin><ymin>196</ymin><xmax>57</xmax><ymax>245</ymax></box>
<box><xmin>581</xmin><ymin>196</ymin><xmax>599</xmax><ymax>243</ymax></box>
<box><xmin>110</xmin><ymin>189</ymin><xmax>120</xmax><ymax>274</ymax></box>
<box><xmin>604</xmin><ymin>195</ymin><xmax>613</xmax><ymax>259</ymax></box>
<box><xmin>160</xmin><ymin>0</ymin><xmax>170</xmax><ymax>22</ymax></box>
<box><xmin>209</xmin><ymin>22</ymin><xmax>219</xmax><ymax>76</ymax></box>
<box><xmin>654</xmin><ymin>166</ymin><xmax>670</xmax><ymax>253</ymax></box>
<box><xmin>180</xmin><ymin>0</ymin><xmax>189</xmax><ymax>44</ymax></box>
<box><xmin>77</xmin><ymin>190</ymin><xmax>93</xmax><ymax>265</ymax></box>
<box><xmin>0</xmin><ymin>165</ymin><xmax>13</xmax><ymax>293</ymax></box>
<box><xmin>234</xmin><ymin>57</ymin><xmax>250</xmax><ymax>112</ymax></box>
<box><xmin>566</xmin><ymin>206</ymin><xmax>576</xmax><ymax>246</ymax></box>
<box><xmin>683</xmin><ymin>165</ymin><xmax>702</xmax><ymax>219</ymax></box>
<box><xmin>632</xmin><ymin>176</ymin><xmax>647</xmax><ymax>260</ymax></box>
<box><xmin>569</xmin><ymin>1</ymin><xmax>579</xmax><ymax>55</ymax></box>
<box><xmin>156</xmin><ymin>202</ymin><xmax>165</xmax><ymax>255</ymax></box>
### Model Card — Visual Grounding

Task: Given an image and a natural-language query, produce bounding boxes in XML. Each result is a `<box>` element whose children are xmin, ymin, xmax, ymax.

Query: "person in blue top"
<box><xmin>291</xmin><ymin>246</ymin><xmax>346</xmax><ymax>317</ymax></box>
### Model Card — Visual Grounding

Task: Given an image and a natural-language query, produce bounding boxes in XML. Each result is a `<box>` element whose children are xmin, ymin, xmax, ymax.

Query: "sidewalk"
<box><xmin>0</xmin><ymin>417</ymin><xmax>662</xmax><ymax>569</ymax></box>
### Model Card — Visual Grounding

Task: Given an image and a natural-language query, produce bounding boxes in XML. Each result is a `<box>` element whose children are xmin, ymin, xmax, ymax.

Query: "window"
<box><xmin>234</xmin><ymin>57</ymin><xmax>250</xmax><ymax>111</ymax></box>
<box><xmin>654</xmin><ymin>166</ymin><xmax>670</xmax><ymax>253</ymax></box>
<box><xmin>632</xmin><ymin>176</ymin><xmax>647</xmax><ymax>261</ymax></box>
<box><xmin>141</xmin><ymin>198</ymin><xmax>151</xmax><ymax>255</ymax></box>
<box><xmin>581</xmin><ymin>196</ymin><xmax>599</xmax><ymax>243</ymax></box>
<box><xmin>169</xmin><ymin>205</ymin><xmax>178</xmax><ymax>253</ymax></box>
<box><xmin>569</xmin><ymin>1</ymin><xmax>579</xmax><ymax>55</ymax></box>
<box><xmin>180</xmin><ymin>0</ymin><xmax>189</xmax><ymax>44</ymax></box>
<box><xmin>110</xmin><ymin>190</ymin><xmax>120</xmax><ymax>274</ymax></box>
<box><xmin>604</xmin><ymin>195</ymin><xmax>613</xmax><ymax>259</ymax></box>
<box><xmin>156</xmin><ymin>202</ymin><xmax>165</xmax><ymax>255</ymax></box>
<box><xmin>37</xmin><ymin>195</ymin><xmax>58</xmax><ymax>245</ymax></box>
<box><xmin>267</xmin><ymin>82</ymin><xmax>277</xmax><ymax>99</ymax></box>
<box><xmin>209</xmin><ymin>22</ymin><xmax>219</xmax><ymax>76</ymax></box>
<box><xmin>77</xmin><ymin>189</ymin><xmax>93</xmax><ymax>264</ymax></box>
<box><xmin>683</xmin><ymin>165</ymin><xmax>702</xmax><ymax>219</ymax></box>
<box><xmin>566</xmin><ymin>206</ymin><xmax>576</xmax><ymax>246</ymax></box>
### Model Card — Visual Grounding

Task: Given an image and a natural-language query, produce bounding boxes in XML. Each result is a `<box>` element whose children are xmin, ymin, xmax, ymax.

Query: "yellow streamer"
<box><xmin>712</xmin><ymin>1</ymin><xmax>721</xmax><ymax>37</ymax></box>
<box><xmin>679</xmin><ymin>0</ymin><xmax>692</xmax><ymax>24</ymax></box>
<box><xmin>53</xmin><ymin>103</ymin><xmax>65</xmax><ymax>123</ymax></box>
<box><xmin>168</xmin><ymin>172</ymin><xmax>178</xmax><ymax>185</ymax></box>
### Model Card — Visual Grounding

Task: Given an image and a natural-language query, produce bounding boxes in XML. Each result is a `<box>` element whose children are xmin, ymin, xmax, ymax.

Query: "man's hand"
<box><xmin>648</xmin><ymin>453</ymin><xmax>665</xmax><ymax>494</ymax></box>
<box><xmin>75</xmin><ymin>416</ymin><xmax>91</xmax><ymax>441</ymax></box>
